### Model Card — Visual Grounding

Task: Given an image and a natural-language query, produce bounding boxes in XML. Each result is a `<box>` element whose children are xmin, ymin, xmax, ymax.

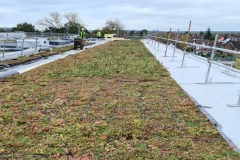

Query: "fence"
<box><xmin>148</xmin><ymin>34</ymin><xmax>240</xmax><ymax>68</ymax></box>
<box><xmin>147</xmin><ymin>33</ymin><xmax>240</xmax><ymax>107</ymax></box>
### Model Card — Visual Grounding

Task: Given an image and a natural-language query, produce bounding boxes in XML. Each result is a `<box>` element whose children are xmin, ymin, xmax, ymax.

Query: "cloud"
<box><xmin>0</xmin><ymin>0</ymin><xmax>240</xmax><ymax>31</ymax></box>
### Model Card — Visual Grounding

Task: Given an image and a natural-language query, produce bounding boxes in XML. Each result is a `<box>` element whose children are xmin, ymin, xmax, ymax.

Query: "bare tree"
<box><xmin>105</xmin><ymin>18</ymin><xmax>124</xmax><ymax>31</ymax></box>
<box><xmin>105</xmin><ymin>20</ymin><xmax>116</xmax><ymax>30</ymax></box>
<box><xmin>64</xmin><ymin>12</ymin><xmax>85</xmax><ymax>26</ymax></box>
<box><xmin>36</xmin><ymin>11</ymin><xmax>85</xmax><ymax>30</ymax></box>
<box><xmin>50</xmin><ymin>11</ymin><xmax>62</xmax><ymax>28</ymax></box>
<box><xmin>36</xmin><ymin>11</ymin><xmax>63</xmax><ymax>29</ymax></box>
<box><xmin>114</xmin><ymin>18</ymin><xmax>124</xmax><ymax>30</ymax></box>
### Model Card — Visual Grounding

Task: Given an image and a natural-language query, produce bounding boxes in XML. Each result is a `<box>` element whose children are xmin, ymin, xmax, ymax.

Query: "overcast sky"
<box><xmin>0</xmin><ymin>0</ymin><xmax>240</xmax><ymax>32</ymax></box>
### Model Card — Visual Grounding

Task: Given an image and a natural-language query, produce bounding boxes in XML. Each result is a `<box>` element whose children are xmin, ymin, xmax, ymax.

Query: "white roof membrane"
<box><xmin>142</xmin><ymin>39</ymin><xmax>240</xmax><ymax>152</ymax></box>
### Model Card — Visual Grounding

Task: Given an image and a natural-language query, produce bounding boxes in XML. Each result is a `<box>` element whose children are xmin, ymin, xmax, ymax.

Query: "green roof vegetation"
<box><xmin>0</xmin><ymin>40</ymin><xmax>239</xmax><ymax>159</ymax></box>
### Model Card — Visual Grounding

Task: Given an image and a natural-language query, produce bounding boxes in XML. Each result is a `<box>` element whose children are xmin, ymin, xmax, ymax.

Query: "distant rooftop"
<box><xmin>0</xmin><ymin>27</ymin><xmax>11</xmax><ymax>31</ymax></box>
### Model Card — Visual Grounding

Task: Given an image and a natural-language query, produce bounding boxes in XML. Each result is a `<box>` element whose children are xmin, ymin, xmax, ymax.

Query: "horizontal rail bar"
<box><xmin>167</xmin><ymin>42</ymin><xmax>240</xmax><ymax>75</ymax></box>
<box><xmin>149</xmin><ymin>36</ymin><xmax>240</xmax><ymax>55</ymax></box>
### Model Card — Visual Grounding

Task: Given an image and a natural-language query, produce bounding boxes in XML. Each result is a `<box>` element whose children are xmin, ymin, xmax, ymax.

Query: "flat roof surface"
<box><xmin>142</xmin><ymin>39</ymin><xmax>240</xmax><ymax>152</ymax></box>
<box><xmin>0</xmin><ymin>40</ymin><xmax>109</xmax><ymax>77</ymax></box>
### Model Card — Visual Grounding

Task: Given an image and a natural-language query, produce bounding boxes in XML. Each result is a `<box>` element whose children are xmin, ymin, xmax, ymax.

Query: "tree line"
<box><xmin>4</xmin><ymin>11</ymin><xmax>232</xmax><ymax>39</ymax></box>
<box><xmin>3</xmin><ymin>11</ymin><xmax>127</xmax><ymax>36</ymax></box>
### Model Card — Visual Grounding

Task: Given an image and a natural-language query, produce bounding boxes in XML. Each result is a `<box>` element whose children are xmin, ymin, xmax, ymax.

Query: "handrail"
<box><xmin>148</xmin><ymin>35</ymin><xmax>240</xmax><ymax>55</ymax></box>
<box><xmin>147</xmin><ymin>37</ymin><xmax>240</xmax><ymax>76</ymax></box>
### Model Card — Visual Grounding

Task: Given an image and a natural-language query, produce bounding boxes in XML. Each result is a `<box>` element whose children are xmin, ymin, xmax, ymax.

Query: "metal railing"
<box><xmin>147</xmin><ymin>34</ymin><xmax>240</xmax><ymax>107</ymax></box>
<box><xmin>149</xmin><ymin>35</ymin><xmax>240</xmax><ymax>55</ymax></box>
<box><xmin>0</xmin><ymin>37</ymin><xmax>51</xmax><ymax>60</ymax></box>
<box><xmin>148</xmin><ymin>34</ymin><xmax>240</xmax><ymax>73</ymax></box>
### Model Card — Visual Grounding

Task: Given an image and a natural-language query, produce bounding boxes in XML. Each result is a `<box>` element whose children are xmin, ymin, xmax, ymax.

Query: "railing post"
<box><xmin>164</xmin><ymin>28</ymin><xmax>171</xmax><ymax>57</ymax></box>
<box><xmin>228</xmin><ymin>90</ymin><xmax>240</xmax><ymax>107</ymax></box>
<box><xmin>147</xmin><ymin>36</ymin><xmax>150</xmax><ymax>44</ymax></box>
<box><xmin>35</xmin><ymin>38</ymin><xmax>38</xmax><ymax>53</ymax></box>
<box><xmin>205</xmin><ymin>34</ymin><xmax>218</xmax><ymax>83</ymax></box>
<box><xmin>151</xmin><ymin>35</ymin><xmax>154</xmax><ymax>46</ymax></box>
<box><xmin>154</xmin><ymin>36</ymin><xmax>157</xmax><ymax>49</ymax></box>
<box><xmin>2</xmin><ymin>40</ymin><xmax>5</xmax><ymax>60</ymax></box>
<box><xmin>20</xmin><ymin>39</ymin><xmax>24</xmax><ymax>56</ymax></box>
<box><xmin>157</xmin><ymin>39</ymin><xmax>160</xmax><ymax>52</ymax></box>
<box><xmin>181</xmin><ymin>21</ymin><xmax>191</xmax><ymax>67</ymax></box>
<box><xmin>172</xmin><ymin>29</ymin><xmax>180</xmax><ymax>61</ymax></box>
<box><xmin>154</xmin><ymin>29</ymin><xmax>158</xmax><ymax>49</ymax></box>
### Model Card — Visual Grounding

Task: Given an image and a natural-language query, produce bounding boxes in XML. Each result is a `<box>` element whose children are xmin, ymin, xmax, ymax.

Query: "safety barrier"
<box><xmin>147</xmin><ymin>33</ymin><xmax>240</xmax><ymax>107</ymax></box>
<box><xmin>0</xmin><ymin>38</ymin><xmax>45</xmax><ymax>60</ymax></box>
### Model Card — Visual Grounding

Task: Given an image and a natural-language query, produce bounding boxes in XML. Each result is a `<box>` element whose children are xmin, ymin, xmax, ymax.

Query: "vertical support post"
<box><xmin>65</xmin><ymin>23</ymin><xmax>69</xmax><ymax>35</ymax></box>
<box><xmin>235</xmin><ymin>54</ymin><xmax>237</xmax><ymax>69</ymax></box>
<box><xmin>117</xmin><ymin>27</ymin><xmax>119</xmax><ymax>37</ymax></box>
<box><xmin>151</xmin><ymin>34</ymin><xmax>154</xmax><ymax>47</ymax></box>
<box><xmin>2</xmin><ymin>40</ymin><xmax>5</xmax><ymax>60</ymax></box>
<box><xmin>154</xmin><ymin>29</ymin><xmax>158</xmax><ymax>49</ymax></box>
<box><xmin>157</xmin><ymin>35</ymin><xmax>163</xmax><ymax>52</ymax></box>
<box><xmin>154</xmin><ymin>37</ymin><xmax>157</xmax><ymax>49</ymax></box>
<box><xmin>205</xmin><ymin>34</ymin><xmax>218</xmax><ymax>83</ymax></box>
<box><xmin>181</xmin><ymin>21</ymin><xmax>192</xmax><ymax>67</ymax></box>
<box><xmin>164</xmin><ymin>28</ymin><xmax>171</xmax><ymax>57</ymax></box>
<box><xmin>228</xmin><ymin>90</ymin><xmax>240</xmax><ymax>107</ymax></box>
<box><xmin>21</xmin><ymin>39</ymin><xmax>25</xmax><ymax>56</ymax></box>
<box><xmin>172</xmin><ymin>29</ymin><xmax>180</xmax><ymax>61</ymax></box>
<box><xmin>157</xmin><ymin>38</ymin><xmax>160</xmax><ymax>52</ymax></box>
<box><xmin>237</xmin><ymin>95</ymin><xmax>240</xmax><ymax>106</ymax></box>
<box><xmin>147</xmin><ymin>35</ymin><xmax>150</xmax><ymax>44</ymax></box>
<box><xmin>78</xmin><ymin>24</ymin><xmax>80</xmax><ymax>35</ymax></box>
<box><xmin>35</xmin><ymin>38</ymin><xmax>38</xmax><ymax>53</ymax></box>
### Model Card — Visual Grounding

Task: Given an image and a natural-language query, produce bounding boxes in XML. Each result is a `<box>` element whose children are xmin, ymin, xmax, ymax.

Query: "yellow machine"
<box><xmin>104</xmin><ymin>34</ymin><xmax>116</xmax><ymax>39</ymax></box>
<box><xmin>104</xmin><ymin>34</ymin><xmax>124</xmax><ymax>40</ymax></box>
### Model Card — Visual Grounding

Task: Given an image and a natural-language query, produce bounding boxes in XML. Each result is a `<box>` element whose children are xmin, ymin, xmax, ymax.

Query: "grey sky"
<box><xmin>0</xmin><ymin>0</ymin><xmax>239</xmax><ymax>32</ymax></box>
